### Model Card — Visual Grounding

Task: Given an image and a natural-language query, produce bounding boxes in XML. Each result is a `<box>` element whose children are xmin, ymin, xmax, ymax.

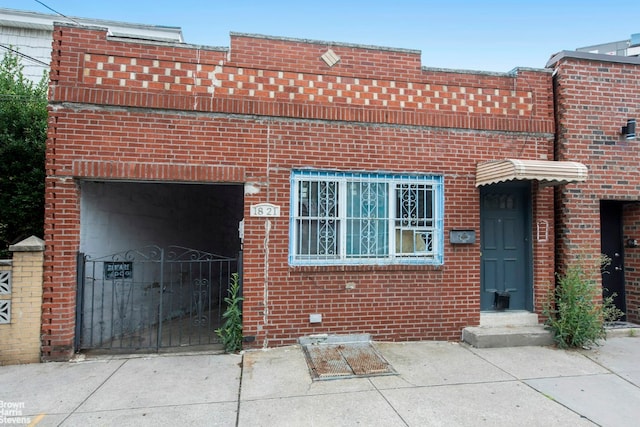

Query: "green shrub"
<box><xmin>215</xmin><ymin>273</ymin><xmax>243</xmax><ymax>352</ymax></box>
<box><xmin>544</xmin><ymin>256</ymin><xmax>624</xmax><ymax>349</ymax></box>
<box><xmin>0</xmin><ymin>51</ymin><xmax>48</xmax><ymax>257</ymax></box>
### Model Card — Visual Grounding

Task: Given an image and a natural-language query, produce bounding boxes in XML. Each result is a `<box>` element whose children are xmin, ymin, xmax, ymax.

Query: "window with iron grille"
<box><xmin>290</xmin><ymin>170</ymin><xmax>444</xmax><ymax>266</ymax></box>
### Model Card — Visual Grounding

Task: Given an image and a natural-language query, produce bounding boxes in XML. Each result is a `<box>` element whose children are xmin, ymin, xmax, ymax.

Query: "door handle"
<box><xmin>615</xmin><ymin>266</ymin><xmax>623</xmax><ymax>271</ymax></box>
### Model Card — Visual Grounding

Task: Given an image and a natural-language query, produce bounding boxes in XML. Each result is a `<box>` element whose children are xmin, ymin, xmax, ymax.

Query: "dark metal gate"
<box><xmin>75</xmin><ymin>245</ymin><xmax>240</xmax><ymax>352</ymax></box>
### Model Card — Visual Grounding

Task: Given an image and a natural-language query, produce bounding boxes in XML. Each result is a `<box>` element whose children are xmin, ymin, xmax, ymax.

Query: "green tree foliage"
<box><xmin>0</xmin><ymin>51</ymin><xmax>47</xmax><ymax>257</ymax></box>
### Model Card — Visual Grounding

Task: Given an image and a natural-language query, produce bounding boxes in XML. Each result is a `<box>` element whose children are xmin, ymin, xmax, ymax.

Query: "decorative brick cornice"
<box><xmin>49</xmin><ymin>25</ymin><xmax>554</xmax><ymax>135</ymax></box>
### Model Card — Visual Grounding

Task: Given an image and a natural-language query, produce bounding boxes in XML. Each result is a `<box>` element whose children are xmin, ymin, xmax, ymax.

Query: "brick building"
<box><xmin>43</xmin><ymin>23</ymin><xmax>588</xmax><ymax>360</ymax></box>
<box><xmin>548</xmin><ymin>51</ymin><xmax>640</xmax><ymax>324</ymax></box>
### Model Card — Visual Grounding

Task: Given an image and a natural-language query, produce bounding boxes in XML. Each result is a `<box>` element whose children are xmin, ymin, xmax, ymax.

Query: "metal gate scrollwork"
<box><xmin>76</xmin><ymin>245</ymin><xmax>239</xmax><ymax>351</ymax></box>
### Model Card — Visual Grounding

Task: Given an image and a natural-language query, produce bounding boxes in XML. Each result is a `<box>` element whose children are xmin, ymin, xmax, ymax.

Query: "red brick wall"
<box><xmin>533</xmin><ymin>183</ymin><xmax>556</xmax><ymax>318</ymax></box>
<box><xmin>552</xmin><ymin>55</ymin><xmax>640</xmax><ymax>321</ymax></box>
<box><xmin>44</xmin><ymin>24</ymin><xmax>555</xmax><ymax>359</ymax></box>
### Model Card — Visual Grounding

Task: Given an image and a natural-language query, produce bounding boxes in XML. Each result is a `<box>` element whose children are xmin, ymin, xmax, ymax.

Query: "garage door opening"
<box><xmin>75</xmin><ymin>181</ymin><xmax>244</xmax><ymax>352</ymax></box>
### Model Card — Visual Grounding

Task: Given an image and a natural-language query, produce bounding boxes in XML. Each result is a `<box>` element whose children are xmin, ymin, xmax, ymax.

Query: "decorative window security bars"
<box><xmin>290</xmin><ymin>170</ymin><xmax>444</xmax><ymax>265</ymax></box>
<box><xmin>76</xmin><ymin>246</ymin><xmax>239</xmax><ymax>351</ymax></box>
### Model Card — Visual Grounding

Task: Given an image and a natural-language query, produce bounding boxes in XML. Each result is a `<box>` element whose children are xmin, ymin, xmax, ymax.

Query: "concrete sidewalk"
<box><xmin>1</xmin><ymin>336</ymin><xmax>639</xmax><ymax>426</ymax></box>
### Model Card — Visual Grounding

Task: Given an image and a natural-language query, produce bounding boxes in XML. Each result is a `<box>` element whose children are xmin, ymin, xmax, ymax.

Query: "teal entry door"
<box><xmin>480</xmin><ymin>182</ymin><xmax>532</xmax><ymax>311</ymax></box>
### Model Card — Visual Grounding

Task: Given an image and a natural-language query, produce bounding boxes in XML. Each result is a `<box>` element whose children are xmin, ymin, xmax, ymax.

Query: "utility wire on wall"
<box><xmin>0</xmin><ymin>44</ymin><xmax>49</xmax><ymax>67</ymax></box>
<box><xmin>1</xmin><ymin>0</ymin><xmax>82</xmax><ymax>74</ymax></box>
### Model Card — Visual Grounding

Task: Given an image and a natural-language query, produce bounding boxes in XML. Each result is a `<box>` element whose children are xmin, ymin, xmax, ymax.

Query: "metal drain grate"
<box><xmin>302</xmin><ymin>342</ymin><xmax>396</xmax><ymax>381</ymax></box>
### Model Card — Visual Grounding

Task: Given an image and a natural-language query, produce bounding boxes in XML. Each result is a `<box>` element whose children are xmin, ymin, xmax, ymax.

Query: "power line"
<box><xmin>34</xmin><ymin>0</ymin><xmax>80</xmax><ymax>25</ymax></box>
<box><xmin>2</xmin><ymin>0</ymin><xmax>83</xmax><ymax>69</ymax></box>
<box><xmin>0</xmin><ymin>44</ymin><xmax>49</xmax><ymax>67</ymax></box>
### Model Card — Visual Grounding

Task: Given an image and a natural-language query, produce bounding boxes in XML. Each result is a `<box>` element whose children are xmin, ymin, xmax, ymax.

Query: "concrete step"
<box><xmin>480</xmin><ymin>311</ymin><xmax>540</xmax><ymax>327</ymax></box>
<box><xmin>605</xmin><ymin>321</ymin><xmax>640</xmax><ymax>338</ymax></box>
<box><xmin>463</xmin><ymin>311</ymin><xmax>554</xmax><ymax>348</ymax></box>
<box><xmin>462</xmin><ymin>324</ymin><xmax>554</xmax><ymax>348</ymax></box>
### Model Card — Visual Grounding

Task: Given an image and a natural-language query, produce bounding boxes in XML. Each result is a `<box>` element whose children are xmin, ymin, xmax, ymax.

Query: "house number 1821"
<box><xmin>250</xmin><ymin>203</ymin><xmax>281</xmax><ymax>217</ymax></box>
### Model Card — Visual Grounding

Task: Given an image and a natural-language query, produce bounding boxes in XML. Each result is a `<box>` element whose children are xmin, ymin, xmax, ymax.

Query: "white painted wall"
<box><xmin>0</xmin><ymin>26</ymin><xmax>51</xmax><ymax>83</ymax></box>
<box><xmin>79</xmin><ymin>181</ymin><xmax>242</xmax><ymax>257</ymax></box>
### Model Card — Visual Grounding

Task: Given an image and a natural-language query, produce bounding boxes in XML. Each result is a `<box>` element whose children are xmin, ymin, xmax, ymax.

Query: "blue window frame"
<box><xmin>290</xmin><ymin>170</ymin><xmax>444</xmax><ymax>266</ymax></box>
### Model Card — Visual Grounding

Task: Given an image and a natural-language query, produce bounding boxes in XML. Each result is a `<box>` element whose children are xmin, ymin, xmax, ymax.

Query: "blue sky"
<box><xmin>2</xmin><ymin>0</ymin><xmax>640</xmax><ymax>72</ymax></box>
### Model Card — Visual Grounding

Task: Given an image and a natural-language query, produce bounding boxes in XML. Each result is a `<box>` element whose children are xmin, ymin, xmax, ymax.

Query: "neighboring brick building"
<box><xmin>43</xmin><ymin>22</ymin><xmax>588</xmax><ymax>360</ymax></box>
<box><xmin>548</xmin><ymin>51</ymin><xmax>640</xmax><ymax>324</ymax></box>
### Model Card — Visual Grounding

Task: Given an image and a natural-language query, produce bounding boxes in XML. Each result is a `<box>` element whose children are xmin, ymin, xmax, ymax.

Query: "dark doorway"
<box><xmin>480</xmin><ymin>182</ymin><xmax>532</xmax><ymax>311</ymax></box>
<box><xmin>77</xmin><ymin>181</ymin><xmax>245</xmax><ymax>352</ymax></box>
<box><xmin>600</xmin><ymin>201</ymin><xmax>627</xmax><ymax>320</ymax></box>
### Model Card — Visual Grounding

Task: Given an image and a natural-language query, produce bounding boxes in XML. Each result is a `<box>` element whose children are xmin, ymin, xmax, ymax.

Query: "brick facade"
<box><xmin>550</xmin><ymin>52</ymin><xmax>640</xmax><ymax>323</ymax></box>
<box><xmin>44</xmin><ymin>24</ymin><xmax>556</xmax><ymax>360</ymax></box>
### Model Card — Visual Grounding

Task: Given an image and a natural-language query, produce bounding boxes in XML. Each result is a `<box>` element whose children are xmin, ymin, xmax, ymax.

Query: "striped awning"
<box><xmin>476</xmin><ymin>159</ymin><xmax>588</xmax><ymax>187</ymax></box>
